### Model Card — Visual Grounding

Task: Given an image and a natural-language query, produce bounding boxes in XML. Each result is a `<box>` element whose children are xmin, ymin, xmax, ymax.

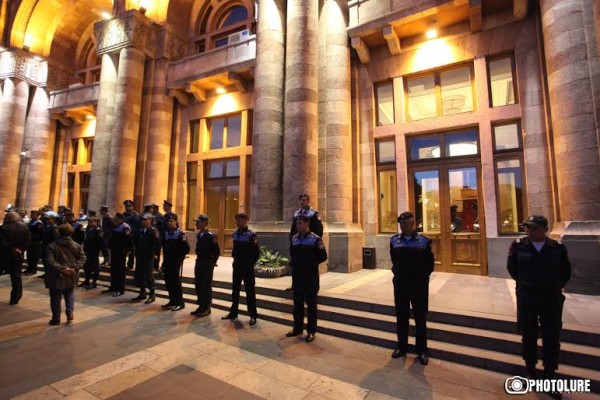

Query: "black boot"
<box><xmin>131</xmin><ymin>289</ymin><xmax>147</xmax><ymax>302</ymax></box>
<box><xmin>144</xmin><ymin>289</ymin><xmax>155</xmax><ymax>304</ymax></box>
<box><xmin>78</xmin><ymin>279</ymin><xmax>89</xmax><ymax>287</ymax></box>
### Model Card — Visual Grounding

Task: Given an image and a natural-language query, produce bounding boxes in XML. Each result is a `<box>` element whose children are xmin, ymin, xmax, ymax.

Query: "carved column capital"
<box><xmin>0</xmin><ymin>49</ymin><xmax>46</xmax><ymax>86</ymax></box>
<box><xmin>156</xmin><ymin>25</ymin><xmax>188</xmax><ymax>61</ymax></box>
<box><xmin>94</xmin><ymin>9</ymin><xmax>158</xmax><ymax>58</ymax></box>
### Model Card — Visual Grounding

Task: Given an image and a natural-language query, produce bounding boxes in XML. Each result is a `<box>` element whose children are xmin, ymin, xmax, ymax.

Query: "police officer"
<box><xmin>65</xmin><ymin>211</ymin><xmax>85</xmax><ymax>245</ymax></box>
<box><xmin>390</xmin><ymin>211</ymin><xmax>434</xmax><ymax>365</ymax></box>
<box><xmin>286</xmin><ymin>214</ymin><xmax>327</xmax><ymax>343</ymax></box>
<box><xmin>99</xmin><ymin>205</ymin><xmax>114</xmax><ymax>267</ymax></box>
<box><xmin>25</xmin><ymin>210</ymin><xmax>44</xmax><ymax>275</ymax></box>
<box><xmin>0</xmin><ymin>211</ymin><xmax>31</xmax><ymax>304</ymax></box>
<box><xmin>190</xmin><ymin>214</ymin><xmax>220</xmax><ymax>317</ymax></box>
<box><xmin>161</xmin><ymin>214</ymin><xmax>190</xmax><ymax>311</ymax></box>
<box><xmin>132</xmin><ymin>213</ymin><xmax>160</xmax><ymax>304</ymax></box>
<box><xmin>123</xmin><ymin>199</ymin><xmax>139</xmax><ymax>270</ymax></box>
<box><xmin>106</xmin><ymin>213</ymin><xmax>132</xmax><ymax>297</ymax></box>
<box><xmin>286</xmin><ymin>194</ymin><xmax>324</xmax><ymax>291</ymax></box>
<box><xmin>155</xmin><ymin>200</ymin><xmax>175</xmax><ymax>270</ymax></box>
<box><xmin>507</xmin><ymin>215</ymin><xmax>571</xmax><ymax>389</ymax></box>
<box><xmin>222</xmin><ymin>213</ymin><xmax>259</xmax><ymax>325</ymax></box>
<box><xmin>82</xmin><ymin>216</ymin><xmax>103</xmax><ymax>289</ymax></box>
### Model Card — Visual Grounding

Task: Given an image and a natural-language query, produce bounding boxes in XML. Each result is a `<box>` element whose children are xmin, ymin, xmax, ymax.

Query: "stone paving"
<box><xmin>1</xmin><ymin>268</ymin><xmax>600</xmax><ymax>400</ymax></box>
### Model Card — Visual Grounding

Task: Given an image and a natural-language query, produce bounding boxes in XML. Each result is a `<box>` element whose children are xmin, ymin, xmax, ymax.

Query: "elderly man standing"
<box><xmin>0</xmin><ymin>211</ymin><xmax>31</xmax><ymax>304</ymax></box>
<box><xmin>390</xmin><ymin>211</ymin><xmax>434</xmax><ymax>365</ymax></box>
<box><xmin>45</xmin><ymin>224</ymin><xmax>86</xmax><ymax>325</ymax></box>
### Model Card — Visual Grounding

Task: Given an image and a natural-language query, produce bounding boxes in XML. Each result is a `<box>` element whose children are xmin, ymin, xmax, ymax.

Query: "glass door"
<box><xmin>205</xmin><ymin>180</ymin><xmax>239</xmax><ymax>255</ymax></box>
<box><xmin>412</xmin><ymin>169</ymin><xmax>444</xmax><ymax>270</ymax></box>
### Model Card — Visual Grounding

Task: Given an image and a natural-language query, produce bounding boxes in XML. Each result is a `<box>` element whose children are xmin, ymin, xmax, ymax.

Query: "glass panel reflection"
<box><xmin>224</xmin><ymin>185</ymin><xmax>240</xmax><ymax>229</ymax></box>
<box><xmin>494</xmin><ymin>123</ymin><xmax>520</xmax><ymax>150</ymax></box>
<box><xmin>489</xmin><ymin>57</ymin><xmax>515</xmax><ymax>107</ymax></box>
<box><xmin>446</xmin><ymin>131</ymin><xmax>478</xmax><ymax>157</ymax></box>
<box><xmin>497</xmin><ymin>159</ymin><xmax>524</xmax><ymax>234</ymax></box>
<box><xmin>410</xmin><ymin>136</ymin><xmax>441</xmax><ymax>160</ymax></box>
<box><xmin>379</xmin><ymin>169</ymin><xmax>397</xmax><ymax>233</ymax></box>
<box><xmin>377</xmin><ymin>140</ymin><xmax>396</xmax><ymax>164</ymax></box>
<box><xmin>210</xmin><ymin>118</ymin><xmax>225</xmax><ymax>149</ymax></box>
<box><xmin>448</xmin><ymin>168</ymin><xmax>479</xmax><ymax>233</ymax></box>
<box><xmin>206</xmin><ymin>185</ymin><xmax>221</xmax><ymax>223</ymax></box>
<box><xmin>376</xmin><ymin>83</ymin><xmax>394</xmax><ymax>125</ymax></box>
<box><xmin>189</xmin><ymin>122</ymin><xmax>200</xmax><ymax>153</ymax></box>
<box><xmin>441</xmin><ymin>67</ymin><xmax>474</xmax><ymax>116</ymax></box>
<box><xmin>407</xmin><ymin>75</ymin><xmax>437</xmax><ymax>120</ymax></box>
<box><xmin>208</xmin><ymin>161</ymin><xmax>224</xmax><ymax>178</ymax></box>
<box><xmin>414</xmin><ymin>170</ymin><xmax>440</xmax><ymax>233</ymax></box>
<box><xmin>227</xmin><ymin>115</ymin><xmax>242</xmax><ymax>147</ymax></box>
<box><xmin>225</xmin><ymin>159</ymin><xmax>240</xmax><ymax>177</ymax></box>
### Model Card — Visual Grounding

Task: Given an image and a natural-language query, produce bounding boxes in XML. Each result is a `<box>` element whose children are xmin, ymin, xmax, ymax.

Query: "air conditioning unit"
<box><xmin>228</xmin><ymin>29</ymin><xmax>250</xmax><ymax>45</ymax></box>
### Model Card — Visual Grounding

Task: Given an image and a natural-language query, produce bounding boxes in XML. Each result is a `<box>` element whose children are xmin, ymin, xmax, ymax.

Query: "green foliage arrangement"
<box><xmin>254</xmin><ymin>245</ymin><xmax>290</xmax><ymax>278</ymax></box>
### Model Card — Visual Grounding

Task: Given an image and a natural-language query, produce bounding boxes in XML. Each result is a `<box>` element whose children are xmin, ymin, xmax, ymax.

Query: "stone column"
<box><xmin>317</xmin><ymin>0</ymin><xmax>363</xmax><ymax>272</ymax></box>
<box><xmin>0</xmin><ymin>78</ymin><xmax>29</xmax><ymax>213</ymax></box>
<box><xmin>143</xmin><ymin>58</ymin><xmax>173</xmax><ymax>204</ymax></box>
<box><xmin>540</xmin><ymin>0</ymin><xmax>600</xmax><ymax>294</ymax></box>
<box><xmin>89</xmin><ymin>53</ymin><xmax>118</xmax><ymax>212</ymax></box>
<box><xmin>251</xmin><ymin>0</ymin><xmax>286</xmax><ymax>222</ymax></box>
<box><xmin>283</xmin><ymin>0</ymin><xmax>319</xmax><ymax>220</ymax></box>
<box><xmin>106</xmin><ymin>47</ymin><xmax>145</xmax><ymax>211</ymax></box>
<box><xmin>540</xmin><ymin>0</ymin><xmax>600</xmax><ymax>221</ymax></box>
<box><xmin>18</xmin><ymin>87</ymin><xmax>57</xmax><ymax>210</ymax></box>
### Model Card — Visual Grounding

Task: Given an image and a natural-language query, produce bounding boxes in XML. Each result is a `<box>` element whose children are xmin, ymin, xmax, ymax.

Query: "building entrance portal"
<box><xmin>205</xmin><ymin>179</ymin><xmax>239</xmax><ymax>256</ymax></box>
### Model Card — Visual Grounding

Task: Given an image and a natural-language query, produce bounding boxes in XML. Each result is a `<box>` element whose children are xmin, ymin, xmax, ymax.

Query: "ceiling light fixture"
<box><xmin>216</xmin><ymin>87</ymin><xmax>226</xmax><ymax>94</ymax></box>
<box><xmin>101</xmin><ymin>11</ymin><xmax>112</xmax><ymax>20</ymax></box>
<box><xmin>426</xmin><ymin>29</ymin><xmax>438</xmax><ymax>40</ymax></box>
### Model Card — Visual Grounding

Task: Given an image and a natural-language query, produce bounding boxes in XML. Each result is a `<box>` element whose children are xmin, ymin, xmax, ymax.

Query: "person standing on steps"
<box><xmin>221</xmin><ymin>213</ymin><xmax>259</xmax><ymax>325</ymax></box>
<box><xmin>161</xmin><ymin>214</ymin><xmax>189</xmax><ymax>311</ymax></box>
<box><xmin>131</xmin><ymin>213</ymin><xmax>160</xmax><ymax>304</ymax></box>
<box><xmin>106</xmin><ymin>213</ymin><xmax>132</xmax><ymax>297</ymax></box>
<box><xmin>0</xmin><ymin>211</ymin><xmax>31</xmax><ymax>305</ymax></box>
<box><xmin>190</xmin><ymin>214</ymin><xmax>220</xmax><ymax>318</ymax></box>
<box><xmin>390</xmin><ymin>211</ymin><xmax>434</xmax><ymax>366</ymax></box>
<box><xmin>507</xmin><ymin>215</ymin><xmax>571</xmax><ymax>400</ymax></box>
<box><xmin>81</xmin><ymin>216</ymin><xmax>103</xmax><ymax>289</ymax></box>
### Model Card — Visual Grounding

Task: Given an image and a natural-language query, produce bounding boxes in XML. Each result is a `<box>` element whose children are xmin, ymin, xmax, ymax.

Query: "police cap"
<box><xmin>123</xmin><ymin>199</ymin><xmax>134</xmax><ymax>206</ymax></box>
<box><xmin>163</xmin><ymin>200</ymin><xmax>173</xmax><ymax>207</ymax></box>
<box><xmin>166</xmin><ymin>213</ymin><xmax>178</xmax><ymax>221</ymax></box>
<box><xmin>234</xmin><ymin>213</ymin><xmax>248</xmax><ymax>220</ymax></box>
<box><xmin>100</xmin><ymin>205</ymin><xmax>109</xmax><ymax>211</ymax></box>
<box><xmin>397</xmin><ymin>211</ymin><xmax>415</xmax><ymax>222</ymax></box>
<box><xmin>194</xmin><ymin>214</ymin><xmax>209</xmax><ymax>222</ymax></box>
<box><xmin>522</xmin><ymin>215</ymin><xmax>548</xmax><ymax>229</ymax></box>
<box><xmin>141</xmin><ymin>213</ymin><xmax>154</xmax><ymax>220</ymax></box>
<box><xmin>298</xmin><ymin>193</ymin><xmax>310</xmax><ymax>201</ymax></box>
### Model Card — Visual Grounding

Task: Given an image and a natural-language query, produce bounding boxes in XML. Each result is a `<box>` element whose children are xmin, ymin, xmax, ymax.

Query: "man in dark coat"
<box><xmin>507</xmin><ymin>215</ymin><xmax>571</xmax><ymax>391</ymax></box>
<box><xmin>389</xmin><ymin>211</ymin><xmax>435</xmax><ymax>365</ymax></box>
<box><xmin>45</xmin><ymin>224</ymin><xmax>86</xmax><ymax>325</ymax></box>
<box><xmin>81</xmin><ymin>216</ymin><xmax>103</xmax><ymax>289</ymax></box>
<box><xmin>161</xmin><ymin>214</ymin><xmax>190</xmax><ymax>311</ymax></box>
<box><xmin>190</xmin><ymin>214</ymin><xmax>220</xmax><ymax>317</ymax></box>
<box><xmin>25</xmin><ymin>210</ymin><xmax>44</xmax><ymax>275</ymax></box>
<box><xmin>105</xmin><ymin>213</ymin><xmax>132</xmax><ymax>297</ymax></box>
<box><xmin>41</xmin><ymin>214</ymin><xmax>59</xmax><ymax>276</ymax></box>
<box><xmin>222</xmin><ymin>213</ymin><xmax>260</xmax><ymax>325</ymax></box>
<box><xmin>286</xmin><ymin>214</ymin><xmax>327</xmax><ymax>343</ymax></box>
<box><xmin>132</xmin><ymin>214</ymin><xmax>160</xmax><ymax>304</ymax></box>
<box><xmin>0</xmin><ymin>211</ymin><xmax>31</xmax><ymax>304</ymax></box>
<box><xmin>100</xmin><ymin>205</ymin><xmax>114</xmax><ymax>266</ymax></box>
<box><xmin>123</xmin><ymin>199</ymin><xmax>139</xmax><ymax>270</ymax></box>
<box><xmin>65</xmin><ymin>211</ymin><xmax>85</xmax><ymax>245</ymax></box>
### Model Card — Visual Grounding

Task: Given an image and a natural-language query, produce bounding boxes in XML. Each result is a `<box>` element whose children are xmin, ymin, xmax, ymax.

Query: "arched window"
<box><xmin>193</xmin><ymin>1</ymin><xmax>255</xmax><ymax>54</ymax></box>
<box><xmin>76</xmin><ymin>38</ymin><xmax>101</xmax><ymax>84</ymax></box>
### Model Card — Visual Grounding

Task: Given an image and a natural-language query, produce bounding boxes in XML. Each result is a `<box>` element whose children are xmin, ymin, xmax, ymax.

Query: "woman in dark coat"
<box><xmin>45</xmin><ymin>224</ymin><xmax>86</xmax><ymax>325</ymax></box>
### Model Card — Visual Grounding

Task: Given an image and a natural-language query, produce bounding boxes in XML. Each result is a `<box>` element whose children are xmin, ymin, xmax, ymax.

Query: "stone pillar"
<box><xmin>251</xmin><ymin>0</ymin><xmax>286</xmax><ymax>222</ymax></box>
<box><xmin>106</xmin><ymin>47</ymin><xmax>145</xmax><ymax>211</ymax></box>
<box><xmin>89</xmin><ymin>53</ymin><xmax>118</xmax><ymax>212</ymax></box>
<box><xmin>540</xmin><ymin>0</ymin><xmax>600</xmax><ymax>294</ymax></box>
<box><xmin>18</xmin><ymin>87</ymin><xmax>57</xmax><ymax>210</ymax></box>
<box><xmin>143</xmin><ymin>58</ymin><xmax>173</xmax><ymax>204</ymax></box>
<box><xmin>282</xmin><ymin>0</ymin><xmax>319</xmax><ymax>220</ymax></box>
<box><xmin>317</xmin><ymin>0</ymin><xmax>363</xmax><ymax>272</ymax></box>
<box><xmin>0</xmin><ymin>78</ymin><xmax>29</xmax><ymax>213</ymax></box>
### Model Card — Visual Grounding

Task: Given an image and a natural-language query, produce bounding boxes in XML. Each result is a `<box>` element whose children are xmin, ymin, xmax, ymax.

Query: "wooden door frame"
<box><xmin>204</xmin><ymin>177</ymin><xmax>239</xmax><ymax>255</ymax></box>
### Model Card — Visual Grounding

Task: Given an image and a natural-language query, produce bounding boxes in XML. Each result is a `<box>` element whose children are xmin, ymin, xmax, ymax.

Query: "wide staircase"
<box><xmin>94</xmin><ymin>267</ymin><xmax>600</xmax><ymax>393</ymax></box>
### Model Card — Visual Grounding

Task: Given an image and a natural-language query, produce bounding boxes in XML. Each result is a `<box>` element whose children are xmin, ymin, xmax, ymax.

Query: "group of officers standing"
<box><xmin>1</xmin><ymin>194</ymin><xmax>572</xmax><ymax>396</ymax></box>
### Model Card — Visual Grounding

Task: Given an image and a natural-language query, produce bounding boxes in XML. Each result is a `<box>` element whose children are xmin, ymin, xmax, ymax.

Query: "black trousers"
<box><xmin>26</xmin><ymin>242</ymin><xmax>42</xmax><ymax>273</ymax></box>
<box><xmin>164</xmin><ymin>261</ymin><xmax>183</xmax><ymax>305</ymax></box>
<box><xmin>393</xmin><ymin>276</ymin><xmax>429</xmax><ymax>354</ymax></box>
<box><xmin>518</xmin><ymin>289</ymin><xmax>564</xmax><ymax>375</ymax></box>
<box><xmin>83</xmin><ymin>250</ymin><xmax>100</xmax><ymax>282</ymax></box>
<box><xmin>134</xmin><ymin>261</ymin><xmax>155</xmax><ymax>292</ymax></box>
<box><xmin>111</xmin><ymin>253</ymin><xmax>127</xmax><ymax>292</ymax></box>
<box><xmin>8</xmin><ymin>258</ymin><xmax>23</xmax><ymax>304</ymax></box>
<box><xmin>229</xmin><ymin>264</ymin><xmax>257</xmax><ymax>317</ymax></box>
<box><xmin>292</xmin><ymin>279</ymin><xmax>318</xmax><ymax>334</ymax></box>
<box><xmin>194</xmin><ymin>260</ymin><xmax>214</xmax><ymax>310</ymax></box>
<box><xmin>126</xmin><ymin>245</ymin><xmax>135</xmax><ymax>269</ymax></box>
<box><xmin>101</xmin><ymin>236</ymin><xmax>111</xmax><ymax>264</ymax></box>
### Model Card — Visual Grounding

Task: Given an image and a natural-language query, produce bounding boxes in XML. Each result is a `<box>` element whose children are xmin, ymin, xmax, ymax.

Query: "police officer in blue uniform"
<box><xmin>132</xmin><ymin>213</ymin><xmax>160</xmax><ymax>304</ymax></box>
<box><xmin>507</xmin><ymin>215</ymin><xmax>571</xmax><ymax>395</ymax></box>
<box><xmin>286</xmin><ymin>194</ymin><xmax>324</xmax><ymax>292</ymax></box>
<box><xmin>107</xmin><ymin>213</ymin><xmax>132</xmax><ymax>297</ymax></box>
<box><xmin>390</xmin><ymin>211</ymin><xmax>434</xmax><ymax>365</ymax></box>
<box><xmin>99</xmin><ymin>205</ymin><xmax>114</xmax><ymax>267</ymax></box>
<box><xmin>286</xmin><ymin>214</ymin><xmax>327</xmax><ymax>343</ymax></box>
<box><xmin>65</xmin><ymin>211</ymin><xmax>85</xmax><ymax>245</ymax></box>
<box><xmin>82</xmin><ymin>216</ymin><xmax>103</xmax><ymax>289</ymax></box>
<box><xmin>222</xmin><ymin>213</ymin><xmax>259</xmax><ymax>325</ymax></box>
<box><xmin>191</xmin><ymin>214</ymin><xmax>220</xmax><ymax>317</ymax></box>
<box><xmin>25</xmin><ymin>210</ymin><xmax>44</xmax><ymax>275</ymax></box>
<box><xmin>161</xmin><ymin>214</ymin><xmax>190</xmax><ymax>311</ymax></box>
<box><xmin>123</xmin><ymin>199</ymin><xmax>139</xmax><ymax>270</ymax></box>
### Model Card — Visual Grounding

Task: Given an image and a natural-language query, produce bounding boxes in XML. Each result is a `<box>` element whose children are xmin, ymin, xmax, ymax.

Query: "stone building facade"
<box><xmin>1</xmin><ymin>0</ymin><xmax>599</xmax><ymax>292</ymax></box>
